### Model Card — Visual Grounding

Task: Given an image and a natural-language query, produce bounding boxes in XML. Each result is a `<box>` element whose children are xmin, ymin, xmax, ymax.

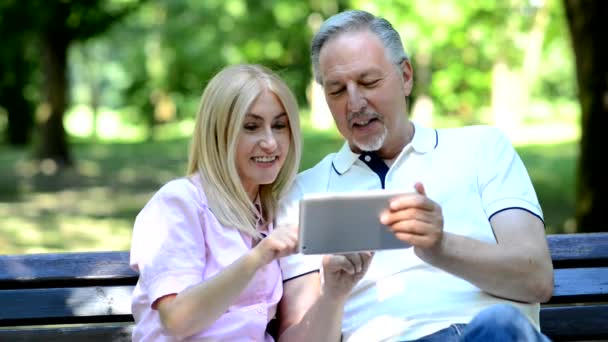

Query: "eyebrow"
<box><xmin>245</xmin><ymin>112</ymin><xmax>288</xmax><ymax>120</ymax></box>
<box><xmin>325</xmin><ymin>70</ymin><xmax>382</xmax><ymax>87</ymax></box>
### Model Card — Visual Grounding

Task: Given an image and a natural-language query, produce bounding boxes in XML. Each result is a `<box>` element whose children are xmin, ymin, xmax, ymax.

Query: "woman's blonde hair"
<box><xmin>187</xmin><ymin>64</ymin><xmax>301</xmax><ymax>236</ymax></box>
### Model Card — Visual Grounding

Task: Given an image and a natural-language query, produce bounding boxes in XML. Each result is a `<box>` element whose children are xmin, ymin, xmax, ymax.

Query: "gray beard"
<box><xmin>354</xmin><ymin>126</ymin><xmax>388</xmax><ymax>152</ymax></box>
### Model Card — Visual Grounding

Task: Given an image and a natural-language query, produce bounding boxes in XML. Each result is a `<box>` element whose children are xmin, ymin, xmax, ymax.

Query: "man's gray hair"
<box><xmin>311</xmin><ymin>10</ymin><xmax>409</xmax><ymax>84</ymax></box>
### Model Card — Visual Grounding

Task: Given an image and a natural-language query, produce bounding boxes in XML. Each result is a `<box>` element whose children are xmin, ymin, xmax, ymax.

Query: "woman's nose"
<box><xmin>260</xmin><ymin>131</ymin><xmax>277</xmax><ymax>151</ymax></box>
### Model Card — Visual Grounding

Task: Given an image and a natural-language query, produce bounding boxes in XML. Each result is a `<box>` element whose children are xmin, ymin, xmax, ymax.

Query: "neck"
<box><xmin>246</xmin><ymin>186</ymin><xmax>260</xmax><ymax>202</ymax></box>
<box><xmin>376</xmin><ymin>120</ymin><xmax>414</xmax><ymax>160</ymax></box>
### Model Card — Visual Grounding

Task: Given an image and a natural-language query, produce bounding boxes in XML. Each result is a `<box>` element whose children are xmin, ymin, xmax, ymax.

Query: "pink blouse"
<box><xmin>130</xmin><ymin>175</ymin><xmax>282</xmax><ymax>341</ymax></box>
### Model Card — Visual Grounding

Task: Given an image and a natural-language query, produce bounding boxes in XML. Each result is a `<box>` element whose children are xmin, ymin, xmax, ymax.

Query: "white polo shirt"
<box><xmin>277</xmin><ymin>123</ymin><xmax>543</xmax><ymax>341</ymax></box>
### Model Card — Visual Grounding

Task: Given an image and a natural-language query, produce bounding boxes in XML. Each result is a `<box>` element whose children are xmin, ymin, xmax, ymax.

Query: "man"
<box><xmin>275</xmin><ymin>9</ymin><xmax>554</xmax><ymax>342</ymax></box>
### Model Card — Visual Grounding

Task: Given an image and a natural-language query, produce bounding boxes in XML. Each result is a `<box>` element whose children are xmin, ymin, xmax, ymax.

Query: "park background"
<box><xmin>1</xmin><ymin>0</ymin><xmax>606</xmax><ymax>254</ymax></box>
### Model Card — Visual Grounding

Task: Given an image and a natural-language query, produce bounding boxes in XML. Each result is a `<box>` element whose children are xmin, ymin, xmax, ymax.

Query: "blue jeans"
<box><xmin>406</xmin><ymin>304</ymin><xmax>552</xmax><ymax>342</ymax></box>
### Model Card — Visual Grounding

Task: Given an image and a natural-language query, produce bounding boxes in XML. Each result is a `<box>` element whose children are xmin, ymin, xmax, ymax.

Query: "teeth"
<box><xmin>354</xmin><ymin>119</ymin><xmax>370</xmax><ymax>126</ymax></box>
<box><xmin>253</xmin><ymin>156</ymin><xmax>277</xmax><ymax>163</ymax></box>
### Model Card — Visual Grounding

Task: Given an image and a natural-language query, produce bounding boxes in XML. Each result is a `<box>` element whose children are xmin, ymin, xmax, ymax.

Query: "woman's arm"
<box><xmin>157</xmin><ymin>225</ymin><xmax>298</xmax><ymax>339</ymax></box>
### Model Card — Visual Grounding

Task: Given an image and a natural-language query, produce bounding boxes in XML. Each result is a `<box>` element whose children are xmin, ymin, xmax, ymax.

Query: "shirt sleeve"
<box><xmin>277</xmin><ymin>180</ymin><xmax>322</xmax><ymax>281</ymax></box>
<box><xmin>130</xmin><ymin>179</ymin><xmax>206</xmax><ymax>307</ymax></box>
<box><xmin>477</xmin><ymin>127</ymin><xmax>543</xmax><ymax>221</ymax></box>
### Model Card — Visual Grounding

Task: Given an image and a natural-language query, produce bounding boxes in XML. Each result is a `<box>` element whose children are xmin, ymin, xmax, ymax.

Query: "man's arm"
<box><xmin>277</xmin><ymin>253</ymin><xmax>373</xmax><ymax>342</ymax></box>
<box><xmin>382</xmin><ymin>182</ymin><xmax>554</xmax><ymax>303</ymax></box>
<box><xmin>419</xmin><ymin>209</ymin><xmax>553</xmax><ymax>303</ymax></box>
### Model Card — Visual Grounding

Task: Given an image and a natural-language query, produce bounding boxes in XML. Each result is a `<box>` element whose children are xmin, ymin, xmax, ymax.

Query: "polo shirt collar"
<box><xmin>331</xmin><ymin>121</ymin><xmax>438</xmax><ymax>175</ymax></box>
<box><xmin>410</xmin><ymin>121</ymin><xmax>438</xmax><ymax>153</ymax></box>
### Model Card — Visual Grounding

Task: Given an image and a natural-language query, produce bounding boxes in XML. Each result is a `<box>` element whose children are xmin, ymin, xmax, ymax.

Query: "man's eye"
<box><xmin>362</xmin><ymin>79</ymin><xmax>380</xmax><ymax>87</ymax></box>
<box><xmin>329</xmin><ymin>88</ymin><xmax>344</xmax><ymax>96</ymax></box>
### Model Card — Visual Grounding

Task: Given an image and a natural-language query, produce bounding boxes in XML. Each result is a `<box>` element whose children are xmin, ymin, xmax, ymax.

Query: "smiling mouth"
<box><xmin>252</xmin><ymin>156</ymin><xmax>278</xmax><ymax>163</ymax></box>
<box><xmin>351</xmin><ymin>117</ymin><xmax>379</xmax><ymax>128</ymax></box>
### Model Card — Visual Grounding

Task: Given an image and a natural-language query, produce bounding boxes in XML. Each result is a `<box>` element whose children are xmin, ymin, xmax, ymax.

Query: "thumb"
<box><xmin>414</xmin><ymin>182</ymin><xmax>426</xmax><ymax>196</ymax></box>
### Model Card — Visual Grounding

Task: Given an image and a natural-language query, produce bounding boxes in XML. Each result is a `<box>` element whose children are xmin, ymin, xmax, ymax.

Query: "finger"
<box><xmin>360</xmin><ymin>252</ymin><xmax>374</xmax><ymax>272</ymax></box>
<box><xmin>393</xmin><ymin>232</ymin><xmax>437</xmax><ymax>249</ymax></box>
<box><xmin>335</xmin><ymin>255</ymin><xmax>356</xmax><ymax>275</ymax></box>
<box><xmin>345</xmin><ymin>253</ymin><xmax>364</xmax><ymax>273</ymax></box>
<box><xmin>391</xmin><ymin>218</ymin><xmax>442</xmax><ymax>237</ymax></box>
<box><xmin>278</xmin><ymin>231</ymin><xmax>299</xmax><ymax>253</ymax></box>
<box><xmin>380</xmin><ymin>207</ymin><xmax>434</xmax><ymax>226</ymax></box>
<box><xmin>389</xmin><ymin>195</ymin><xmax>435</xmax><ymax>212</ymax></box>
<box><xmin>414</xmin><ymin>182</ymin><xmax>426</xmax><ymax>196</ymax></box>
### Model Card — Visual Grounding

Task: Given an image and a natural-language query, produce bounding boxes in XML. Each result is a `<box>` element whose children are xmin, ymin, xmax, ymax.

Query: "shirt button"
<box><xmin>364</xmin><ymin>155</ymin><xmax>371</xmax><ymax>162</ymax></box>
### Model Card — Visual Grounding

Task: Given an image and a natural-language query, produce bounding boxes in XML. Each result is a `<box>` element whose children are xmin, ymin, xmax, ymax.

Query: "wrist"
<box><xmin>320</xmin><ymin>282</ymin><xmax>351</xmax><ymax>302</ymax></box>
<box><xmin>244</xmin><ymin>248</ymin><xmax>266</xmax><ymax>272</ymax></box>
<box><xmin>415</xmin><ymin>232</ymin><xmax>448</xmax><ymax>264</ymax></box>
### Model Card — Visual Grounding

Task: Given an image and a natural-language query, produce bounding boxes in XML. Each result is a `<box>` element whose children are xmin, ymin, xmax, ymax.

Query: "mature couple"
<box><xmin>129</xmin><ymin>9</ymin><xmax>554</xmax><ymax>342</ymax></box>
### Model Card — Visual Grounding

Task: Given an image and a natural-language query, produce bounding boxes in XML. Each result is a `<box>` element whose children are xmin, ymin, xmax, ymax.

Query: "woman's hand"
<box><xmin>321</xmin><ymin>252</ymin><xmax>373</xmax><ymax>299</ymax></box>
<box><xmin>252</xmin><ymin>225</ymin><xmax>299</xmax><ymax>266</ymax></box>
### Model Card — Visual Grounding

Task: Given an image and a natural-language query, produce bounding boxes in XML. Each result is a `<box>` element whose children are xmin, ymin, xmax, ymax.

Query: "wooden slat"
<box><xmin>540</xmin><ymin>304</ymin><xmax>608</xmax><ymax>341</ymax></box>
<box><xmin>0</xmin><ymin>252</ymin><xmax>137</xmax><ymax>289</ymax></box>
<box><xmin>549</xmin><ymin>267</ymin><xmax>608</xmax><ymax>303</ymax></box>
<box><xmin>548</xmin><ymin>233</ymin><xmax>608</xmax><ymax>268</ymax></box>
<box><xmin>0</xmin><ymin>324</ymin><xmax>133</xmax><ymax>342</ymax></box>
<box><xmin>0</xmin><ymin>286</ymin><xmax>134</xmax><ymax>326</ymax></box>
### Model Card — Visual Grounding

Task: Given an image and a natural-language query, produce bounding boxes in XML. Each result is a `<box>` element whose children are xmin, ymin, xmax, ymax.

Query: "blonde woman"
<box><xmin>130</xmin><ymin>64</ymin><xmax>302</xmax><ymax>341</ymax></box>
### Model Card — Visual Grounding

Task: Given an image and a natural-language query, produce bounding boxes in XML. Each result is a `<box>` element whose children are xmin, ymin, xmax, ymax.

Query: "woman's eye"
<box><xmin>273</xmin><ymin>122</ymin><xmax>288</xmax><ymax>130</ymax></box>
<box><xmin>243</xmin><ymin>123</ymin><xmax>258</xmax><ymax>131</ymax></box>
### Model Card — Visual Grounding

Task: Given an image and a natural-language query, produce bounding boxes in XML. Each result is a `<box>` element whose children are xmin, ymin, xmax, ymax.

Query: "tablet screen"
<box><xmin>298</xmin><ymin>190</ymin><xmax>412</xmax><ymax>254</ymax></box>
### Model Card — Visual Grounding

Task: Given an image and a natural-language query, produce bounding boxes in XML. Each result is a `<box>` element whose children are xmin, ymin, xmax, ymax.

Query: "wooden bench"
<box><xmin>0</xmin><ymin>233</ymin><xmax>607</xmax><ymax>341</ymax></box>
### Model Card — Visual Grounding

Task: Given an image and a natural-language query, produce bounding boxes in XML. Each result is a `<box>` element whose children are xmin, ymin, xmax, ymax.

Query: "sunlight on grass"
<box><xmin>65</xmin><ymin>105</ymin><xmax>196</xmax><ymax>143</ymax></box>
<box><xmin>0</xmin><ymin>215</ymin><xmax>132</xmax><ymax>254</ymax></box>
<box><xmin>503</xmin><ymin>123</ymin><xmax>580</xmax><ymax>146</ymax></box>
<box><xmin>65</xmin><ymin>105</ymin><xmax>147</xmax><ymax>141</ymax></box>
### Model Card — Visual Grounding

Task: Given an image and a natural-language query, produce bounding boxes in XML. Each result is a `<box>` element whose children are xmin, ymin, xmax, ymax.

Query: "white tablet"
<box><xmin>298</xmin><ymin>189</ymin><xmax>412</xmax><ymax>255</ymax></box>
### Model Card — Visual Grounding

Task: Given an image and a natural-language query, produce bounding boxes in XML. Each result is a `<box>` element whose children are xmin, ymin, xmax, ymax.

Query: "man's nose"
<box><xmin>347</xmin><ymin>87</ymin><xmax>366</xmax><ymax>113</ymax></box>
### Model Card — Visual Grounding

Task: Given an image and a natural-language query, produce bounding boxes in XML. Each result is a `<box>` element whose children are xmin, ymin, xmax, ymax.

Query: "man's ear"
<box><xmin>400</xmin><ymin>59</ymin><xmax>414</xmax><ymax>96</ymax></box>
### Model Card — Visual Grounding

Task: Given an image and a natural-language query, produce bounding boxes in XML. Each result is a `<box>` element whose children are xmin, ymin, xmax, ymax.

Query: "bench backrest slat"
<box><xmin>547</xmin><ymin>233</ymin><xmax>608</xmax><ymax>268</ymax></box>
<box><xmin>550</xmin><ymin>267</ymin><xmax>608</xmax><ymax>303</ymax></box>
<box><xmin>0</xmin><ymin>286</ymin><xmax>134</xmax><ymax>326</ymax></box>
<box><xmin>0</xmin><ymin>252</ymin><xmax>136</xmax><ymax>289</ymax></box>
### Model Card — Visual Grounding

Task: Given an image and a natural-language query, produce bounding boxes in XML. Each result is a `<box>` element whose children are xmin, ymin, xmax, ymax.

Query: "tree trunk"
<box><xmin>563</xmin><ymin>1</ymin><xmax>608</xmax><ymax>232</ymax></box>
<box><xmin>4</xmin><ymin>90</ymin><xmax>33</xmax><ymax>146</ymax></box>
<box><xmin>1</xmin><ymin>41</ymin><xmax>34</xmax><ymax>146</ymax></box>
<box><xmin>35</xmin><ymin>32</ymin><xmax>72</xmax><ymax>166</ymax></box>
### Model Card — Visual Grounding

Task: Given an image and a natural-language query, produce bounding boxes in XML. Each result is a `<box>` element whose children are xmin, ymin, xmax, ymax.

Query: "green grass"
<box><xmin>0</xmin><ymin>127</ymin><xmax>576</xmax><ymax>254</ymax></box>
<box><xmin>517</xmin><ymin>142</ymin><xmax>578</xmax><ymax>234</ymax></box>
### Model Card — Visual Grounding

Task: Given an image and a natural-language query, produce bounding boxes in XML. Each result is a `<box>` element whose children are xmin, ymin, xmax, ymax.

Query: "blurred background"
<box><xmin>1</xmin><ymin>0</ymin><xmax>606</xmax><ymax>254</ymax></box>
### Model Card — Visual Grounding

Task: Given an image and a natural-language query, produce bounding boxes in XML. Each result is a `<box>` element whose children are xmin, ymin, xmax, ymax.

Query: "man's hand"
<box><xmin>321</xmin><ymin>252</ymin><xmax>373</xmax><ymax>299</ymax></box>
<box><xmin>380</xmin><ymin>182</ymin><xmax>444</xmax><ymax>250</ymax></box>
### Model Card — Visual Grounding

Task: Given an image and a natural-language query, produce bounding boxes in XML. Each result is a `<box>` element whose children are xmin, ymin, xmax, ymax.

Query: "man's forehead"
<box><xmin>318</xmin><ymin>31</ymin><xmax>389</xmax><ymax>83</ymax></box>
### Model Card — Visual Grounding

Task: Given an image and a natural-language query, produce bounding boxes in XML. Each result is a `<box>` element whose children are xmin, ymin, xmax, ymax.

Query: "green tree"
<box><xmin>0</xmin><ymin>0</ymin><xmax>144</xmax><ymax>165</ymax></box>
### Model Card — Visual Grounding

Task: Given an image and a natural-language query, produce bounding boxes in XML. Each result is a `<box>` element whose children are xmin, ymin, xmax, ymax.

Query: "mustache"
<box><xmin>347</xmin><ymin>111</ymin><xmax>382</xmax><ymax>125</ymax></box>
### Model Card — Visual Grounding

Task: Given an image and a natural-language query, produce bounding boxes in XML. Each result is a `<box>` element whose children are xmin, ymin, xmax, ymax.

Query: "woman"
<box><xmin>130</xmin><ymin>64</ymin><xmax>302</xmax><ymax>341</ymax></box>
